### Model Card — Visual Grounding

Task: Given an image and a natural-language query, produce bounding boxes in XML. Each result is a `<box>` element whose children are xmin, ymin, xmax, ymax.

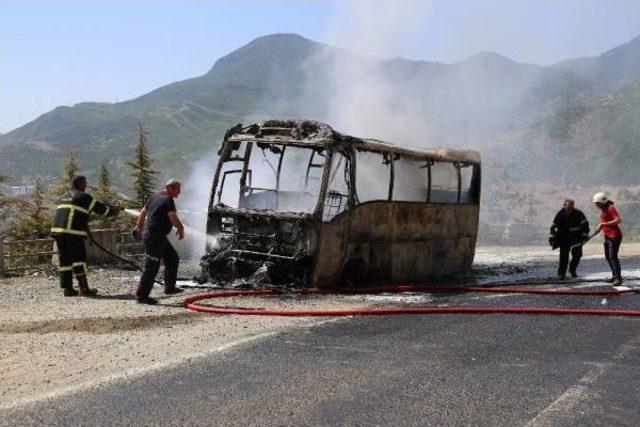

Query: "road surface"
<box><xmin>2</xmin><ymin>254</ymin><xmax>640</xmax><ymax>426</ymax></box>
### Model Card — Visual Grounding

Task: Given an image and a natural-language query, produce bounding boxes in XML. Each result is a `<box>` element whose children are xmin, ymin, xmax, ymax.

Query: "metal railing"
<box><xmin>1</xmin><ymin>230</ymin><xmax>145</xmax><ymax>276</ymax></box>
<box><xmin>478</xmin><ymin>223</ymin><xmax>640</xmax><ymax>245</ymax></box>
<box><xmin>0</xmin><ymin>238</ymin><xmax>56</xmax><ymax>274</ymax></box>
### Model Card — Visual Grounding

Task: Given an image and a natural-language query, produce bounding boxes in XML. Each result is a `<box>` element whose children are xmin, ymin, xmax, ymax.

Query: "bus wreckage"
<box><xmin>200</xmin><ymin>120</ymin><xmax>481</xmax><ymax>288</ymax></box>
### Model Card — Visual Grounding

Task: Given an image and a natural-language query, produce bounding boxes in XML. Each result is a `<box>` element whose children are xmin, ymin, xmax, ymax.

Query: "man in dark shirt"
<box><xmin>549</xmin><ymin>199</ymin><xmax>590</xmax><ymax>279</ymax></box>
<box><xmin>132</xmin><ymin>179</ymin><xmax>185</xmax><ymax>305</ymax></box>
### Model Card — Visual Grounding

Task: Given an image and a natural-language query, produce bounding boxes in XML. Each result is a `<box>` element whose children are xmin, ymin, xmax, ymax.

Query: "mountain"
<box><xmin>554</xmin><ymin>34</ymin><xmax>640</xmax><ymax>91</ymax></box>
<box><xmin>0</xmin><ymin>34</ymin><xmax>323</xmax><ymax>184</ymax></box>
<box><xmin>1</xmin><ymin>32</ymin><xmax>639</xmax><ymax>190</ymax></box>
<box><xmin>527</xmin><ymin>78</ymin><xmax>640</xmax><ymax>185</ymax></box>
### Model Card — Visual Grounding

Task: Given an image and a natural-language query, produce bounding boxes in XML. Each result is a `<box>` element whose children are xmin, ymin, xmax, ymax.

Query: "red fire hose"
<box><xmin>183</xmin><ymin>284</ymin><xmax>640</xmax><ymax>317</ymax></box>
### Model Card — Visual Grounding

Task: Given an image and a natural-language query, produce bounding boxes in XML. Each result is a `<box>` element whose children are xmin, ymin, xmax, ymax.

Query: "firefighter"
<box><xmin>549</xmin><ymin>199</ymin><xmax>589</xmax><ymax>279</ymax></box>
<box><xmin>132</xmin><ymin>179</ymin><xmax>185</xmax><ymax>305</ymax></box>
<box><xmin>50</xmin><ymin>175</ymin><xmax>120</xmax><ymax>296</ymax></box>
<box><xmin>592</xmin><ymin>192</ymin><xmax>623</xmax><ymax>286</ymax></box>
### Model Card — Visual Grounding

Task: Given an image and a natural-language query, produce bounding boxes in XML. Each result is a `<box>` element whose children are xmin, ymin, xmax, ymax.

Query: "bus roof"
<box><xmin>226</xmin><ymin>120</ymin><xmax>481</xmax><ymax>164</ymax></box>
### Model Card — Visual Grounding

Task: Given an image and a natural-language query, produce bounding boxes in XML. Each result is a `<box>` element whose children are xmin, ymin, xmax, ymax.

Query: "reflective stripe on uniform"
<box><xmin>88</xmin><ymin>196</ymin><xmax>97</xmax><ymax>212</ymax></box>
<box><xmin>72</xmin><ymin>262</ymin><xmax>87</xmax><ymax>274</ymax></box>
<box><xmin>581</xmin><ymin>220</ymin><xmax>588</xmax><ymax>224</ymax></box>
<box><xmin>56</xmin><ymin>204</ymin><xmax>89</xmax><ymax>214</ymax></box>
<box><xmin>50</xmin><ymin>227</ymin><xmax>88</xmax><ymax>237</ymax></box>
<box><xmin>146</xmin><ymin>254</ymin><xmax>160</xmax><ymax>263</ymax></box>
<box><xmin>59</xmin><ymin>266</ymin><xmax>73</xmax><ymax>272</ymax></box>
<box><xmin>102</xmin><ymin>206</ymin><xmax>110</xmax><ymax>217</ymax></box>
<box><xmin>66</xmin><ymin>208</ymin><xmax>75</xmax><ymax>230</ymax></box>
<box><xmin>569</xmin><ymin>227</ymin><xmax>580</xmax><ymax>231</ymax></box>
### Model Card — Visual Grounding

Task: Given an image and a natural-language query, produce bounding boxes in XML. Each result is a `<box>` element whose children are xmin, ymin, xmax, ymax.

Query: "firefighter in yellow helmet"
<box><xmin>50</xmin><ymin>175</ymin><xmax>120</xmax><ymax>296</ymax></box>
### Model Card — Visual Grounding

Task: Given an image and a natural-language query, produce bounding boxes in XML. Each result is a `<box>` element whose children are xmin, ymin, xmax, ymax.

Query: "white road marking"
<box><xmin>526</xmin><ymin>334</ymin><xmax>640</xmax><ymax>426</ymax></box>
<box><xmin>283</xmin><ymin>341</ymin><xmax>376</xmax><ymax>353</ymax></box>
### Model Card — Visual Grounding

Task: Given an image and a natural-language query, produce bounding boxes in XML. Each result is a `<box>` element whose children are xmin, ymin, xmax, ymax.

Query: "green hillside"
<box><xmin>1</xmin><ymin>32</ymin><xmax>638</xmax><ymax>194</ymax></box>
<box><xmin>0</xmin><ymin>34</ymin><xmax>640</xmax><ymax>206</ymax></box>
<box><xmin>0</xmin><ymin>34</ymin><xmax>323</xmax><ymax>186</ymax></box>
<box><xmin>554</xmin><ymin>34</ymin><xmax>640</xmax><ymax>91</ymax></box>
<box><xmin>529</xmin><ymin>79</ymin><xmax>640</xmax><ymax>185</ymax></box>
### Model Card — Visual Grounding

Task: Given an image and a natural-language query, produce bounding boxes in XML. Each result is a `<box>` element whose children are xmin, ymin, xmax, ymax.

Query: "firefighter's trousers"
<box><xmin>53</xmin><ymin>234</ymin><xmax>88</xmax><ymax>289</ymax></box>
<box><xmin>136</xmin><ymin>234</ymin><xmax>179</xmax><ymax>299</ymax></box>
<box><xmin>558</xmin><ymin>244</ymin><xmax>582</xmax><ymax>277</ymax></box>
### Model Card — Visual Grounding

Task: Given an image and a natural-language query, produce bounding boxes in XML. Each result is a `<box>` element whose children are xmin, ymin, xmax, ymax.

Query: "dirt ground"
<box><xmin>1</xmin><ymin>243</ymin><xmax>638</xmax><ymax>411</ymax></box>
<box><xmin>0</xmin><ymin>262</ymin><xmax>382</xmax><ymax>410</ymax></box>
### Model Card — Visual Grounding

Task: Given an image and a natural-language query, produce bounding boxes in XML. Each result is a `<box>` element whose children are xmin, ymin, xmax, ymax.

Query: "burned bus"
<box><xmin>202</xmin><ymin>120</ymin><xmax>481</xmax><ymax>287</ymax></box>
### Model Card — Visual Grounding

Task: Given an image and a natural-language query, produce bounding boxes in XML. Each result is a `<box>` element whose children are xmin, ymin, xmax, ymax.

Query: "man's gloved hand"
<box><xmin>548</xmin><ymin>237</ymin><xmax>556</xmax><ymax>247</ymax></box>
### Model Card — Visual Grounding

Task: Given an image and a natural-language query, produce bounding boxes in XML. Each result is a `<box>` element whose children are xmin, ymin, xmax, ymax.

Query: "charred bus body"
<box><xmin>202</xmin><ymin>120</ymin><xmax>481</xmax><ymax>287</ymax></box>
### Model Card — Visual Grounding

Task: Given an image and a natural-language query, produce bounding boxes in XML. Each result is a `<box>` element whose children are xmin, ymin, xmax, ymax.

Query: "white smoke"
<box><xmin>171</xmin><ymin>150</ymin><xmax>218</xmax><ymax>259</ymax></box>
<box><xmin>317</xmin><ymin>0</ymin><xmax>434</xmax><ymax>145</ymax></box>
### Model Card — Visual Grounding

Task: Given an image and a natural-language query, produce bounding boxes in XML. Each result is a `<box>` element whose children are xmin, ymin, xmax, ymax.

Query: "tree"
<box><xmin>126</xmin><ymin>123</ymin><xmax>158</xmax><ymax>207</ymax></box>
<box><xmin>94</xmin><ymin>163</ymin><xmax>122</xmax><ymax>229</ymax></box>
<box><xmin>95</xmin><ymin>163</ymin><xmax>114</xmax><ymax>202</ymax></box>
<box><xmin>53</xmin><ymin>149</ymin><xmax>81</xmax><ymax>196</ymax></box>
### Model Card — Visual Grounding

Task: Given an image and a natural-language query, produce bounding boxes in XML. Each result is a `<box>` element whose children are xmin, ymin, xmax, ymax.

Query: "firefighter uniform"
<box><xmin>51</xmin><ymin>189</ymin><xmax>116</xmax><ymax>295</ymax></box>
<box><xmin>549</xmin><ymin>208</ymin><xmax>589</xmax><ymax>278</ymax></box>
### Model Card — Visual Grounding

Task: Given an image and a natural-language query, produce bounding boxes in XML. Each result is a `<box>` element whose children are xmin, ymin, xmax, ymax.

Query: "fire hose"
<box><xmin>87</xmin><ymin>229</ymin><xmax>192</xmax><ymax>287</ymax></box>
<box><xmin>183</xmin><ymin>283</ymin><xmax>640</xmax><ymax>318</ymax></box>
<box><xmin>87</xmin><ymin>214</ymin><xmax>640</xmax><ymax>317</ymax></box>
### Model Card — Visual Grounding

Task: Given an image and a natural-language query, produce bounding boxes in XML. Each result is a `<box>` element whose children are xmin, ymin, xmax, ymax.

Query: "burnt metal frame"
<box><xmin>383</xmin><ymin>154</ymin><xmax>466</xmax><ymax>205</ymax></box>
<box><xmin>304</xmin><ymin>149</ymin><xmax>326</xmax><ymax>190</ymax></box>
<box><xmin>210</xmin><ymin>140</ymin><xmax>251</xmax><ymax>208</ymax></box>
<box><xmin>211</xmin><ymin>139</ymin><xmax>334</xmax><ymax>220</ymax></box>
<box><xmin>314</xmin><ymin>144</ymin><xmax>360</xmax><ymax>222</ymax></box>
<box><xmin>210</xmin><ymin>138</ymin><xmax>480</xmax><ymax>223</ymax></box>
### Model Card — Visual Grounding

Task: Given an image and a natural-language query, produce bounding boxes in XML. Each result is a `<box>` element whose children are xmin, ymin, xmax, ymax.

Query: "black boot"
<box><xmin>63</xmin><ymin>287</ymin><xmax>79</xmax><ymax>297</ymax></box>
<box><xmin>60</xmin><ymin>270</ymin><xmax>77</xmax><ymax>296</ymax></box>
<box><xmin>164</xmin><ymin>285</ymin><xmax>184</xmax><ymax>295</ymax></box>
<box><xmin>77</xmin><ymin>275</ymin><xmax>98</xmax><ymax>297</ymax></box>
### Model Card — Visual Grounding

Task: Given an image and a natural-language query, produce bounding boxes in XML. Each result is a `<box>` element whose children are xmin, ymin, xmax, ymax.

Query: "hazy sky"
<box><xmin>1</xmin><ymin>0</ymin><xmax>639</xmax><ymax>133</ymax></box>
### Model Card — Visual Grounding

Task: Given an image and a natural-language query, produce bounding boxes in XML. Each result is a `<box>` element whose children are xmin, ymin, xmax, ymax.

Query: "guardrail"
<box><xmin>478</xmin><ymin>224</ymin><xmax>640</xmax><ymax>245</ymax></box>
<box><xmin>0</xmin><ymin>238</ymin><xmax>56</xmax><ymax>274</ymax></box>
<box><xmin>1</xmin><ymin>229</ymin><xmax>145</xmax><ymax>276</ymax></box>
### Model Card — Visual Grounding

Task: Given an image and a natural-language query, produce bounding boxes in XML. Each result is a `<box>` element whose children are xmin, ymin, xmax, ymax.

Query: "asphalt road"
<box><xmin>3</xmin><ymin>255</ymin><xmax>640</xmax><ymax>426</ymax></box>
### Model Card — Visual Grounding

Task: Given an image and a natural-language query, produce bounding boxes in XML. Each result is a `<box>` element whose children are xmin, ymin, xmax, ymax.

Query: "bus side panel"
<box><xmin>311</xmin><ymin>216</ymin><xmax>350</xmax><ymax>287</ymax></box>
<box><xmin>390</xmin><ymin>240</ymin><xmax>433</xmax><ymax>281</ymax></box>
<box><xmin>348</xmin><ymin>203</ymin><xmax>393</xmax><ymax>282</ymax></box>
<box><xmin>344</xmin><ymin>202</ymin><xmax>479</xmax><ymax>283</ymax></box>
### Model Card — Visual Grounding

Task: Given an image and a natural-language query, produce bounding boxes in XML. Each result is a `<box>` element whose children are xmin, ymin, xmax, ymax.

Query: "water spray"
<box><xmin>123</xmin><ymin>208</ymin><xmax>210</xmax><ymax>242</ymax></box>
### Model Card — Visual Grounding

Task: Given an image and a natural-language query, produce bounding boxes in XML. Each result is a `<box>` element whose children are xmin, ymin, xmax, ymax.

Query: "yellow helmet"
<box><xmin>592</xmin><ymin>192</ymin><xmax>609</xmax><ymax>204</ymax></box>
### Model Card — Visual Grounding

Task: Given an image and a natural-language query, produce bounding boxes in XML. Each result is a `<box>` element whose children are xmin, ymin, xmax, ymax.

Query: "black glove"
<box><xmin>548</xmin><ymin>237</ymin><xmax>556</xmax><ymax>247</ymax></box>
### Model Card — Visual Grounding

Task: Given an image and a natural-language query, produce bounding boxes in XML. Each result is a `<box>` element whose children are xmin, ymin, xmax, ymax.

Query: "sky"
<box><xmin>1</xmin><ymin>0</ymin><xmax>640</xmax><ymax>133</ymax></box>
